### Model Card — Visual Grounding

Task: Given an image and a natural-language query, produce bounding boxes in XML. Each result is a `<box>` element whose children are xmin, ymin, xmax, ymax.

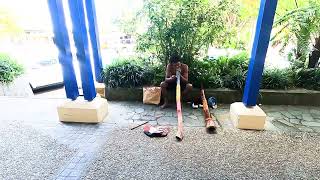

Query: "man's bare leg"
<box><xmin>160</xmin><ymin>82</ymin><xmax>169</xmax><ymax>109</ymax></box>
<box><xmin>182</xmin><ymin>83</ymin><xmax>193</xmax><ymax>102</ymax></box>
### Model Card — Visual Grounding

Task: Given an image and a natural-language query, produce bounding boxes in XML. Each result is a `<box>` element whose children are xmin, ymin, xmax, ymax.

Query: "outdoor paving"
<box><xmin>83</xmin><ymin>128</ymin><xmax>320</xmax><ymax>180</ymax></box>
<box><xmin>0</xmin><ymin>95</ymin><xmax>319</xmax><ymax>179</ymax></box>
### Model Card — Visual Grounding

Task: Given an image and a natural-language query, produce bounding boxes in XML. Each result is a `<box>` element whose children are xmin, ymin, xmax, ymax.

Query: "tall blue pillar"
<box><xmin>47</xmin><ymin>0</ymin><xmax>79</xmax><ymax>100</ymax></box>
<box><xmin>242</xmin><ymin>0</ymin><xmax>278</xmax><ymax>107</ymax></box>
<box><xmin>68</xmin><ymin>0</ymin><xmax>97</xmax><ymax>101</ymax></box>
<box><xmin>85</xmin><ymin>0</ymin><xmax>103</xmax><ymax>83</ymax></box>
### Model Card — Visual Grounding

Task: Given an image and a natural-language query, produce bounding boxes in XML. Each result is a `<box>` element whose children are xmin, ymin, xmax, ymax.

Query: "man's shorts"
<box><xmin>166</xmin><ymin>82</ymin><xmax>187</xmax><ymax>91</ymax></box>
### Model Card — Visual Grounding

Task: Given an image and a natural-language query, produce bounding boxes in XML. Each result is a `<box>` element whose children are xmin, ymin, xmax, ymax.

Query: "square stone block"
<box><xmin>230</xmin><ymin>102</ymin><xmax>267</xmax><ymax>130</ymax></box>
<box><xmin>95</xmin><ymin>83</ymin><xmax>105</xmax><ymax>98</ymax></box>
<box><xmin>57</xmin><ymin>97</ymin><xmax>108</xmax><ymax>123</ymax></box>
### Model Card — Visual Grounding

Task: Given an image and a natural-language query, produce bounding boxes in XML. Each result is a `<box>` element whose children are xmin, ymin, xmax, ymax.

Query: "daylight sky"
<box><xmin>0</xmin><ymin>0</ymin><xmax>143</xmax><ymax>31</ymax></box>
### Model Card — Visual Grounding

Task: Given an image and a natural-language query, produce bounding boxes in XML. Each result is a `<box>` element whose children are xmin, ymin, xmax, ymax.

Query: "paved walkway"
<box><xmin>83</xmin><ymin>128</ymin><xmax>320</xmax><ymax>179</ymax></box>
<box><xmin>0</xmin><ymin>96</ymin><xmax>319</xmax><ymax>179</ymax></box>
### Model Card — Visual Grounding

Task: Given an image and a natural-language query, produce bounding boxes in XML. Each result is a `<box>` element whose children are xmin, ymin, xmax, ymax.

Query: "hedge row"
<box><xmin>0</xmin><ymin>53</ymin><xmax>24</xmax><ymax>84</ymax></box>
<box><xmin>102</xmin><ymin>54</ymin><xmax>320</xmax><ymax>91</ymax></box>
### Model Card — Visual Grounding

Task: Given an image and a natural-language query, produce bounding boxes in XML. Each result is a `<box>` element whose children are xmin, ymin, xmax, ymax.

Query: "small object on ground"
<box><xmin>192</xmin><ymin>102</ymin><xmax>199</xmax><ymax>109</ymax></box>
<box><xmin>201</xmin><ymin>86</ymin><xmax>217</xmax><ymax>132</ymax></box>
<box><xmin>143</xmin><ymin>124</ymin><xmax>170</xmax><ymax>137</ymax></box>
<box><xmin>130</xmin><ymin>121</ymin><xmax>149</xmax><ymax>130</ymax></box>
<box><xmin>208</xmin><ymin>97</ymin><xmax>217</xmax><ymax>109</ymax></box>
<box><xmin>175</xmin><ymin>69</ymin><xmax>184</xmax><ymax>141</ymax></box>
<box><xmin>160</xmin><ymin>103</ymin><xmax>170</xmax><ymax>109</ymax></box>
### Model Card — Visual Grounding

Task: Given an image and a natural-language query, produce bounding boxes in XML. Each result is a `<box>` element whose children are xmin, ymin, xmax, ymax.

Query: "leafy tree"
<box><xmin>272</xmin><ymin>0</ymin><xmax>320</xmax><ymax>68</ymax></box>
<box><xmin>135</xmin><ymin>0</ymin><xmax>238</xmax><ymax>65</ymax></box>
<box><xmin>0</xmin><ymin>8</ymin><xmax>22</xmax><ymax>38</ymax></box>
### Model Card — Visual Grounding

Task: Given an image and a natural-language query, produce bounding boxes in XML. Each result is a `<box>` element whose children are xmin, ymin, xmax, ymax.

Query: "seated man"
<box><xmin>160</xmin><ymin>54</ymin><xmax>192</xmax><ymax>109</ymax></box>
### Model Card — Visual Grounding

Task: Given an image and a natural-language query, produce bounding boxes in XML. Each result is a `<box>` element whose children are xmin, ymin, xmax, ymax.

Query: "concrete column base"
<box><xmin>95</xmin><ymin>83</ymin><xmax>105</xmax><ymax>98</ymax></box>
<box><xmin>230</xmin><ymin>102</ymin><xmax>266</xmax><ymax>130</ymax></box>
<box><xmin>57</xmin><ymin>97</ymin><xmax>108</xmax><ymax>123</ymax></box>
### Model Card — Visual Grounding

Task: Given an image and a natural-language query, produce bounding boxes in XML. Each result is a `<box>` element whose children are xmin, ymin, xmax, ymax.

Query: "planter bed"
<box><xmin>105</xmin><ymin>87</ymin><xmax>320</xmax><ymax>106</ymax></box>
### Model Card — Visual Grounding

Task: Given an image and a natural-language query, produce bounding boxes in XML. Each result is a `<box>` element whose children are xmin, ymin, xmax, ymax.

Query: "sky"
<box><xmin>0</xmin><ymin>0</ymin><xmax>143</xmax><ymax>31</ymax></box>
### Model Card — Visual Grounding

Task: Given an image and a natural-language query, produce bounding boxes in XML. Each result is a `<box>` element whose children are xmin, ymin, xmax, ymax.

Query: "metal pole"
<box><xmin>85</xmin><ymin>0</ymin><xmax>103</xmax><ymax>83</ymax></box>
<box><xmin>242</xmin><ymin>0</ymin><xmax>278</xmax><ymax>106</ymax></box>
<box><xmin>47</xmin><ymin>0</ymin><xmax>79</xmax><ymax>100</ymax></box>
<box><xmin>68</xmin><ymin>0</ymin><xmax>97</xmax><ymax>101</ymax></box>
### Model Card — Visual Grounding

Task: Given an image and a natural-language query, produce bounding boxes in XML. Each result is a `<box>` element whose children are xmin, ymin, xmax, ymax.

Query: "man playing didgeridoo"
<box><xmin>160</xmin><ymin>54</ymin><xmax>192</xmax><ymax>109</ymax></box>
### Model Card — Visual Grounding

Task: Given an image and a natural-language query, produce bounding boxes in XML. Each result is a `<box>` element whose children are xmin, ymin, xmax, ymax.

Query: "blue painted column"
<box><xmin>85</xmin><ymin>0</ymin><xmax>103</xmax><ymax>83</ymax></box>
<box><xmin>68</xmin><ymin>0</ymin><xmax>97</xmax><ymax>101</ymax></box>
<box><xmin>47</xmin><ymin>0</ymin><xmax>79</xmax><ymax>100</ymax></box>
<box><xmin>242</xmin><ymin>0</ymin><xmax>278</xmax><ymax>107</ymax></box>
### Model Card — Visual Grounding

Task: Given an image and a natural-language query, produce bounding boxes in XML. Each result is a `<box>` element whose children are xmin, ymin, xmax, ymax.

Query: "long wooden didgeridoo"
<box><xmin>200</xmin><ymin>87</ymin><xmax>217</xmax><ymax>131</ymax></box>
<box><xmin>175</xmin><ymin>69</ymin><xmax>184</xmax><ymax>140</ymax></box>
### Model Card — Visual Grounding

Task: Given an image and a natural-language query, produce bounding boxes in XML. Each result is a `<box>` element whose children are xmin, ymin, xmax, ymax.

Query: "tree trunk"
<box><xmin>308</xmin><ymin>37</ymin><xmax>320</xmax><ymax>68</ymax></box>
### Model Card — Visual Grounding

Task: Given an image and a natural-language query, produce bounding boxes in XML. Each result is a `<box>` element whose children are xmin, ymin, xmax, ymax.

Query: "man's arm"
<box><xmin>180</xmin><ymin>65</ymin><xmax>188</xmax><ymax>84</ymax></box>
<box><xmin>165</xmin><ymin>65</ymin><xmax>176</xmax><ymax>83</ymax></box>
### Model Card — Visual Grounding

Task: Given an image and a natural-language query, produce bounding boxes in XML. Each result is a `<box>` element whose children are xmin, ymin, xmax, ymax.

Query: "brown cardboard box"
<box><xmin>95</xmin><ymin>83</ymin><xmax>105</xmax><ymax>98</ymax></box>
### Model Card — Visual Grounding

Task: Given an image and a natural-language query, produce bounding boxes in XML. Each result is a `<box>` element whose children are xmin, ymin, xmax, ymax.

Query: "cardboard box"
<box><xmin>95</xmin><ymin>83</ymin><xmax>105</xmax><ymax>98</ymax></box>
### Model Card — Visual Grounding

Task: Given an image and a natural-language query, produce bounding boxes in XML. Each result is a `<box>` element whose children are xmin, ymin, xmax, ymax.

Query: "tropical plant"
<box><xmin>102</xmin><ymin>59</ymin><xmax>146</xmax><ymax>88</ymax></box>
<box><xmin>102</xmin><ymin>57</ymin><xmax>165</xmax><ymax>88</ymax></box>
<box><xmin>102</xmin><ymin>54</ymin><xmax>320</xmax><ymax>90</ymax></box>
<box><xmin>189</xmin><ymin>52</ymin><xmax>249</xmax><ymax>89</ymax></box>
<box><xmin>0</xmin><ymin>53</ymin><xmax>24</xmax><ymax>83</ymax></box>
<box><xmin>272</xmin><ymin>0</ymin><xmax>320</xmax><ymax>68</ymax></box>
<box><xmin>261</xmin><ymin>68</ymin><xmax>293</xmax><ymax>89</ymax></box>
<box><xmin>135</xmin><ymin>0</ymin><xmax>238</xmax><ymax>65</ymax></box>
<box><xmin>189</xmin><ymin>59</ymin><xmax>223</xmax><ymax>88</ymax></box>
<box><xmin>293</xmin><ymin>68</ymin><xmax>320</xmax><ymax>90</ymax></box>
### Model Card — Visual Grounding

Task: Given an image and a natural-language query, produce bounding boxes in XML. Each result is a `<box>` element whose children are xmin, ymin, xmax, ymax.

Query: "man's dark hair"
<box><xmin>169</xmin><ymin>53</ymin><xmax>181</xmax><ymax>63</ymax></box>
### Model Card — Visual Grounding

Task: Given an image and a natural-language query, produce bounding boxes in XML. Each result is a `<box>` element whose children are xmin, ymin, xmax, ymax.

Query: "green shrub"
<box><xmin>102</xmin><ymin>59</ymin><xmax>145</xmax><ymax>88</ymax></box>
<box><xmin>261</xmin><ymin>68</ymin><xmax>293</xmax><ymax>89</ymax></box>
<box><xmin>0</xmin><ymin>53</ymin><xmax>24</xmax><ymax>84</ymax></box>
<box><xmin>102</xmin><ymin>53</ymin><xmax>320</xmax><ymax>91</ymax></box>
<box><xmin>142</xmin><ymin>64</ymin><xmax>165</xmax><ymax>86</ymax></box>
<box><xmin>293</xmin><ymin>68</ymin><xmax>320</xmax><ymax>90</ymax></box>
<box><xmin>223</xmin><ymin>69</ymin><xmax>247</xmax><ymax>90</ymax></box>
<box><xmin>190</xmin><ymin>52</ymin><xmax>249</xmax><ymax>89</ymax></box>
<box><xmin>102</xmin><ymin>57</ymin><xmax>165</xmax><ymax>88</ymax></box>
<box><xmin>189</xmin><ymin>59</ymin><xmax>223</xmax><ymax>89</ymax></box>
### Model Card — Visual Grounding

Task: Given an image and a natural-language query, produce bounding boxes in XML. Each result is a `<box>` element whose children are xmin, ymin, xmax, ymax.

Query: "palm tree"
<box><xmin>272</xmin><ymin>0</ymin><xmax>320</xmax><ymax>68</ymax></box>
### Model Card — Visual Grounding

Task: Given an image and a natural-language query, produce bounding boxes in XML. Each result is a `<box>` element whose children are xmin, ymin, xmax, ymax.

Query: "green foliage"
<box><xmin>102</xmin><ymin>54</ymin><xmax>320</xmax><ymax>91</ymax></box>
<box><xmin>293</xmin><ymin>68</ymin><xmax>320</xmax><ymax>90</ymax></box>
<box><xmin>102</xmin><ymin>59</ymin><xmax>145</xmax><ymax>88</ymax></box>
<box><xmin>222</xmin><ymin>69</ymin><xmax>247</xmax><ymax>90</ymax></box>
<box><xmin>272</xmin><ymin>0</ymin><xmax>320</xmax><ymax>68</ymax></box>
<box><xmin>189</xmin><ymin>59</ymin><xmax>223</xmax><ymax>89</ymax></box>
<box><xmin>102</xmin><ymin>57</ymin><xmax>165</xmax><ymax>88</ymax></box>
<box><xmin>143</xmin><ymin>64</ymin><xmax>165</xmax><ymax>86</ymax></box>
<box><xmin>189</xmin><ymin>52</ymin><xmax>249</xmax><ymax>89</ymax></box>
<box><xmin>0</xmin><ymin>53</ymin><xmax>24</xmax><ymax>84</ymax></box>
<box><xmin>135</xmin><ymin>0</ymin><xmax>238</xmax><ymax>65</ymax></box>
<box><xmin>261</xmin><ymin>69</ymin><xmax>293</xmax><ymax>89</ymax></box>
